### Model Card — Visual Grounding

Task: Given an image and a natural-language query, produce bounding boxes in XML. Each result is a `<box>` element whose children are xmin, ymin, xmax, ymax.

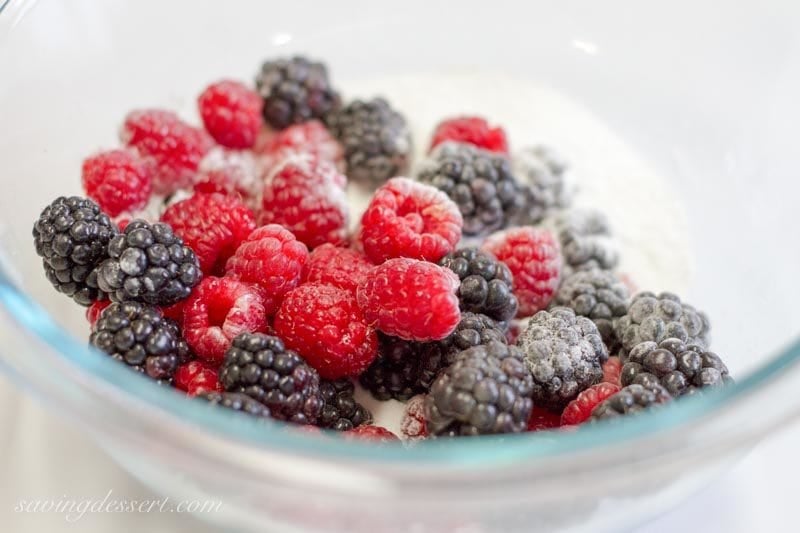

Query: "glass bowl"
<box><xmin>2</xmin><ymin>1</ymin><xmax>800</xmax><ymax>531</ymax></box>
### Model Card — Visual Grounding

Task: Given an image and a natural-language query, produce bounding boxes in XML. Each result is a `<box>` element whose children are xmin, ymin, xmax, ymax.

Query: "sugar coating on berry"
<box><xmin>175</xmin><ymin>360</ymin><xmax>222</xmax><ymax>397</ymax></box>
<box><xmin>482</xmin><ymin>226</ymin><xmax>561</xmax><ymax>317</ymax></box>
<box><xmin>194</xmin><ymin>147</ymin><xmax>261</xmax><ymax>204</ymax></box>
<box><xmin>301</xmin><ymin>244</ymin><xmax>373</xmax><ymax>295</ymax></box>
<box><xmin>82</xmin><ymin>149</ymin><xmax>153</xmax><ymax>217</ymax></box>
<box><xmin>343</xmin><ymin>425</ymin><xmax>400</xmax><ymax>442</ymax></box>
<box><xmin>513</xmin><ymin>145</ymin><xmax>573</xmax><ymax>225</ymax></box>
<box><xmin>400</xmin><ymin>394</ymin><xmax>428</xmax><ymax>441</ymax></box>
<box><xmin>358</xmin><ymin>177</ymin><xmax>463</xmax><ymax>264</ymax></box>
<box><xmin>274</xmin><ymin>283</ymin><xmax>378</xmax><ymax>380</ymax></box>
<box><xmin>357</xmin><ymin>258</ymin><xmax>461</xmax><ymax>342</ymax></box>
<box><xmin>527</xmin><ymin>407</ymin><xmax>563</xmax><ymax>432</ymax></box>
<box><xmin>551</xmin><ymin>208</ymin><xmax>619</xmax><ymax>272</ymax></box>
<box><xmin>198</xmin><ymin>80</ymin><xmax>263</xmax><ymax>149</ymax></box>
<box><xmin>560</xmin><ymin>382</ymin><xmax>621</xmax><ymax>426</ymax></box>
<box><xmin>183</xmin><ymin>277</ymin><xmax>269</xmax><ymax>364</ymax></box>
<box><xmin>256</xmin><ymin>120</ymin><xmax>344</xmax><ymax>174</ymax></box>
<box><xmin>429</xmin><ymin>116</ymin><xmax>509</xmax><ymax>154</ymax></box>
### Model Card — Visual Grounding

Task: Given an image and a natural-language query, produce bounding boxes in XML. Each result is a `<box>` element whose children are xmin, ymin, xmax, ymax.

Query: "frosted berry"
<box><xmin>194</xmin><ymin>147</ymin><xmax>260</xmax><ymax>204</ymax></box>
<box><xmin>198</xmin><ymin>80</ymin><xmax>263</xmax><ymax>149</ymax></box>
<box><xmin>400</xmin><ymin>395</ymin><xmax>429</xmax><ymax>441</ymax></box>
<box><xmin>429</xmin><ymin>116</ymin><xmax>508</xmax><ymax>154</ymax></box>
<box><xmin>301</xmin><ymin>244</ymin><xmax>374</xmax><ymax>295</ymax></box>
<box><xmin>82</xmin><ymin>149</ymin><xmax>152</xmax><ymax>217</ymax></box>
<box><xmin>560</xmin><ymin>382</ymin><xmax>621</xmax><ymax>426</ymax></box>
<box><xmin>513</xmin><ymin>145</ymin><xmax>572</xmax><ymax>224</ymax></box>
<box><xmin>256</xmin><ymin>120</ymin><xmax>344</xmax><ymax>174</ymax></box>
<box><xmin>590</xmin><ymin>383</ymin><xmax>672</xmax><ymax>421</ymax></box>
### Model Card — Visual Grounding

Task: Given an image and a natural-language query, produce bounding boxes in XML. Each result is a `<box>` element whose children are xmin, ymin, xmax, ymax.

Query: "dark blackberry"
<box><xmin>425</xmin><ymin>341</ymin><xmax>534</xmax><ymax>437</ymax></box>
<box><xmin>551</xmin><ymin>209</ymin><xmax>619</xmax><ymax>272</ymax></box>
<box><xmin>32</xmin><ymin>196</ymin><xmax>118</xmax><ymax>306</ymax></box>
<box><xmin>200</xmin><ymin>391</ymin><xmax>272</xmax><ymax>419</ymax></box>
<box><xmin>255</xmin><ymin>56</ymin><xmax>341</xmax><ymax>129</ymax></box>
<box><xmin>90</xmin><ymin>301</ymin><xmax>191</xmax><ymax>383</ymax></box>
<box><xmin>219</xmin><ymin>333</ymin><xmax>323</xmax><ymax>424</ymax></box>
<box><xmin>439</xmin><ymin>248</ymin><xmax>518</xmax><ymax>324</ymax></box>
<box><xmin>513</xmin><ymin>145</ymin><xmax>573</xmax><ymax>225</ymax></box>
<box><xmin>318</xmin><ymin>379</ymin><xmax>372</xmax><ymax>431</ymax></box>
<box><xmin>325</xmin><ymin>97</ymin><xmax>411</xmax><ymax>187</ymax></box>
<box><xmin>517</xmin><ymin>307</ymin><xmax>608</xmax><ymax>411</ymax></box>
<box><xmin>96</xmin><ymin>220</ymin><xmax>202</xmax><ymax>306</ymax></box>
<box><xmin>621</xmin><ymin>338</ymin><xmax>733</xmax><ymax>397</ymax></box>
<box><xmin>417</xmin><ymin>142</ymin><xmax>525</xmax><ymax>236</ymax></box>
<box><xmin>359</xmin><ymin>333</ymin><xmax>422</xmax><ymax>402</ymax></box>
<box><xmin>590</xmin><ymin>383</ymin><xmax>671</xmax><ymax>421</ymax></box>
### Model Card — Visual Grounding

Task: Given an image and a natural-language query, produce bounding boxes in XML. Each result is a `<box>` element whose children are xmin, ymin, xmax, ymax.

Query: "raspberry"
<box><xmin>194</xmin><ymin>147</ymin><xmax>260</xmax><ymax>204</ymax></box>
<box><xmin>259</xmin><ymin>156</ymin><xmax>349</xmax><ymax>249</ymax></box>
<box><xmin>301</xmin><ymin>244</ymin><xmax>374</xmax><ymax>295</ymax></box>
<box><xmin>482</xmin><ymin>226</ymin><xmax>561</xmax><ymax>317</ymax></box>
<box><xmin>198</xmin><ymin>80</ymin><xmax>263</xmax><ymax>149</ymax></box>
<box><xmin>161</xmin><ymin>300</ymin><xmax>186</xmax><ymax>323</ymax></box>
<box><xmin>560</xmin><ymin>382</ymin><xmax>621</xmax><ymax>426</ymax></box>
<box><xmin>224</xmin><ymin>224</ymin><xmax>309</xmax><ymax>314</ymax></box>
<box><xmin>358</xmin><ymin>177</ymin><xmax>463</xmax><ymax>264</ymax></box>
<box><xmin>183</xmin><ymin>277</ymin><xmax>269</xmax><ymax>364</ymax></box>
<box><xmin>86</xmin><ymin>300</ymin><xmax>111</xmax><ymax>325</ymax></box>
<box><xmin>400</xmin><ymin>395</ymin><xmax>428</xmax><ymax>441</ymax></box>
<box><xmin>429</xmin><ymin>116</ymin><xmax>509</xmax><ymax>154</ymax></box>
<box><xmin>256</xmin><ymin>120</ymin><xmax>344</xmax><ymax>174</ymax></box>
<box><xmin>161</xmin><ymin>192</ymin><xmax>256</xmax><ymax>275</ymax></box>
<box><xmin>121</xmin><ymin>109</ymin><xmax>213</xmax><ymax>195</ymax></box>
<box><xmin>343</xmin><ymin>425</ymin><xmax>399</xmax><ymax>442</ymax></box>
<box><xmin>274</xmin><ymin>283</ymin><xmax>378</xmax><ymax>379</ymax></box>
<box><xmin>81</xmin><ymin>149</ymin><xmax>152</xmax><ymax>217</ymax></box>
<box><xmin>602</xmin><ymin>356</ymin><xmax>622</xmax><ymax>387</ymax></box>
<box><xmin>175</xmin><ymin>360</ymin><xmax>222</xmax><ymax>397</ymax></box>
<box><xmin>357</xmin><ymin>258</ymin><xmax>461</xmax><ymax>342</ymax></box>
<box><xmin>527</xmin><ymin>407</ymin><xmax>562</xmax><ymax>432</ymax></box>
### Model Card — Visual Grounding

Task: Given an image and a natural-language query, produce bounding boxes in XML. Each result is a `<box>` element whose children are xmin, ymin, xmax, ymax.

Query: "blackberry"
<box><xmin>517</xmin><ymin>307</ymin><xmax>608</xmax><ymax>411</ymax></box>
<box><xmin>621</xmin><ymin>338</ymin><xmax>733</xmax><ymax>397</ymax></box>
<box><xmin>325</xmin><ymin>97</ymin><xmax>411</xmax><ymax>187</ymax></box>
<box><xmin>32</xmin><ymin>196</ymin><xmax>118</xmax><ymax>306</ymax></box>
<box><xmin>425</xmin><ymin>341</ymin><xmax>534</xmax><ymax>437</ymax></box>
<box><xmin>417</xmin><ymin>142</ymin><xmax>525</xmax><ymax>236</ymax></box>
<box><xmin>200</xmin><ymin>391</ymin><xmax>272</xmax><ymax>419</ymax></box>
<box><xmin>219</xmin><ymin>333</ymin><xmax>323</xmax><ymax>424</ymax></box>
<box><xmin>590</xmin><ymin>383</ymin><xmax>671</xmax><ymax>421</ymax></box>
<box><xmin>514</xmin><ymin>145</ymin><xmax>573</xmax><ymax>224</ymax></box>
<box><xmin>614</xmin><ymin>292</ymin><xmax>711</xmax><ymax>361</ymax></box>
<box><xmin>551</xmin><ymin>209</ymin><xmax>619</xmax><ymax>272</ymax></box>
<box><xmin>255</xmin><ymin>56</ymin><xmax>341</xmax><ymax>129</ymax></box>
<box><xmin>90</xmin><ymin>301</ymin><xmax>191</xmax><ymax>383</ymax></box>
<box><xmin>439</xmin><ymin>248</ymin><xmax>518</xmax><ymax>324</ymax></box>
<box><xmin>359</xmin><ymin>333</ymin><xmax>422</xmax><ymax>402</ymax></box>
<box><xmin>96</xmin><ymin>220</ymin><xmax>202</xmax><ymax>306</ymax></box>
<box><xmin>318</xmin><ymin>379</ymin><xmax>372</xmax><ymax>431</ymax></box>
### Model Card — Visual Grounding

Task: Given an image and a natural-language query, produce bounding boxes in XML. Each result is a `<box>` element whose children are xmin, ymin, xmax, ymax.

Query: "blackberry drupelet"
<box><xmin>317</xmin><ymin>379</ymin><xmax>372</xmax><ymax>431</ymax></box>
<box><xmin>439</xmin><ymin>248</ymin><xmax>518</xmax><ymax>324</ymax></box>
<box><xmin>96</xmin><ymin>220</ymin><xmax>202</xmax><ymax>306</ymax></box>
<box><xmin>219</xmin><ymin>333</ymin><xmax>323</xmax><ymax>424</ymax></box>
<box><xmin>590</xmin><ymin>383</ymin><xmax>671</xmax><ymax>421</ymax></box>
<box><xmin>417</xmin><ymin>142</ymin><xmax>525</xmax><ymax>236</ymax></box>
<box><xmin>551</xmin><ymin>208</ymin><xmax>619</xmax><ymax>272</ymax></box>
<box><xmin>325</xmin><ymin>97</ymin><xmax>411</xmax><ymax>187</ymax></box>
<box><xmin>33</xmin><ymin>196</ymin><xmax>118</xmax><ymax>306</ymax></box>
<box><xmin>90</xmin><ymin>301</ymin><xmax>191</xmax><ymax>383</ymax></box>
<box><xmin>517</xmin><ymin>306</ymin><xmax>608</xmax><ymax>411</ymax></box>
<box><xmin>359</xmin><ymin>333</ymin><xmax>423</xmax><ymax>402</ymax></box>
<box><xmin>255</xmin><ymin>56</ymin><xmax>341</xmax><ymax>129</ymax></box>
<box><xmin>513</xmin><ymin>145</ymin><xmax>572</xmax><ymax>224</ymax></box>
<box><xmin>425</xmin><ymin>341</ymin><xmax>534</xmax><ymax>437</ymax></box>
<box><xmin>621</xmin><ymin>338</ymin><xmax>733</xmax><ymax>397</ymax></box>
<box><xmin>200</xmin><ymin>391</ymin><xmax>272</xmax><ymax>419</ymax></box>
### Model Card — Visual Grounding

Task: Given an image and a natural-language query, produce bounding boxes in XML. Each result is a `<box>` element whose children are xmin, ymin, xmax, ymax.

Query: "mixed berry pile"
<box><xmin>32</xmin><ymin>56</ymin><xmax>733</xmax><ymax>443</ymax></box>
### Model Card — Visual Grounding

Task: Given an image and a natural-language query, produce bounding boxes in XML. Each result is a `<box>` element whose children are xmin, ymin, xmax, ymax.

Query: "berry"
<box><xmin>425</xmin><ymin>341</ymin><xmax>534</xmax><ymax>437</ymax></box>
<box><xmin>400</xmin><ymin>395</ymin><xmax>428</xmax><ymax>440</ymax></box>
<box><xmin>224</xmin><ymin>224</ymin><xmax>308</xmax><ymax>314</ymax></box>
<box><xmin>317</xmin><ymin>379</ymin><xmax>372</xmax><ymax>431</ymax></box>
<box><xmin>256</xmin><ymin>120</ymin><xmax>344</xmax><ymax>174</ymax></box>
<box><xmin>357</xmin><ymin>258</ymin><xmax>461</xmax><ymax>342</ymax></box>
<box><xmin>96</xmin><ymin>220</ymin><xmax>202</xmax><ymax>306</ymax></box>
<box><xmin>200</xmin><ymin>391</ymin><xmax>272</xmax><ymax>419</ymax></box>
<box><xmin>621</xmin><ymin>338</ymin><xmax>733</xmax><ymax>397</ymax></box>
<box><xmin>301</xmin><ymin>244</ymin><xmax>374</xmax><ymax>295</ymax></box>
<box><xmin>417</xmin><ymin>142</ymin><xmax>525</xmax><ymax>236</ymax></box>
<box><xmin>590</xmin><ymin>383</ymin><xmax>672</xmax><ymax>421</ymax></box>
<box><xmin>439</xmin><ymin>247</ymin><xmax>518</xmax><ymax>324</ymax></box>
<box><xmin>614</xmin><ymin>292</ymin><xmax>711</xmax><ymax>361</ymax></box>
<box><xmin>517</xmin><ymin>307</ymin><xmax>608</xmax><ymax>411</ymax></box>
<box><xmin>527</xmin><ymin>407</ymin><xmax>563</xmax><ymax>431</ymax></box>
<box><xmin>482</xmin><ymin>226</ymin><xmax>561</xmax><ymax>317</ymax></box>
<box><xmin>274</xmin><ymin>283</ymin><xmax>378</xmax><ymax>379</ymax></box>
<box><xmin>81</xmin><ymin>149</ymin><xmax>152</xmax><ymax>217</ymax></box>
<box><xmin>343</xmin><ymin>425</ymin><xmax>400</xmax><ymax>442</ymax></box>
<box><xmin>198</xmin><ymin>80</ymin><xmax>263</xmax><ymax>149</ymax></box>
<box><xmin>183</xmin><ymin>277</ymin><xmax>269</xmax><ymax>364</ymax></box>
<box><xmin>255</xmin><ymin>56</ymin><xmax>340</xmax><ymax>129</ymax></box>
<box><xmin>429</xmin><ymin>116</ymin><xmax>509</xmax><ymax>154</ymax></box>
<box><xmin>33</xmin><ymin>196</ymin><xmax>118</xmax><ymax>306</ymax></box>
<box><xmin>359</xmin><ymin>333</ymin><xmax>422</xmax><ymax>402</ymax></box>
<box><xmin>121</xmin><ymin>109</ymin><xmax>212</xmax><ymax>195</ymax></box>
<box><xmin>325</xmin><ymin>97</ymin><xmax>411</xmax><ymax>187</ymax></box>
<box><xmin>552</xmin><ymin>209</ymin><xmax>619</xmax><ymax>272</ymax></box>
<box><xmin>86</xmin><ymin>300</ymin><xmax>111</xmax><ymax>325</ymax></box>
<box><xmin>175</xmin><ymin>360</ymin><xmax>222</xmax><ymax>396</ymax></box>
<box><xmin>259</xmin><ymin>156</ymin><xmax>349</xmax><ymax>249</ymax></box>
<box><xmin>513</xmin><ymin>145</ymin><xmax>572</xmax><ymax>225</ymax></box>
<box><xmin>90</xmin><ymin>302</ymin><xmax>191</xmax><ymax>383</ymax></box>
<box><xmin>602</xmin><ymin>356</ymin><xmax>622</xmax><ymax>387</ymax></box>
<box><xmin>560</xmin><ymin>382</ymin><xmax>621</xmax><ymax>426</ymax></box>
<box><xmin>219</xmin><ymin>332</ymin><xmax>323</xmax><ymax>424</ymax></box>
<box><xmin>194</xmin><ymin>147</ymin><xmax>260</xmax><ymax>203</ymax></box>
<box><xmin>358</xmin><ymin>177</ymin><xmax>462</xmax><ymax>264</ymax></box>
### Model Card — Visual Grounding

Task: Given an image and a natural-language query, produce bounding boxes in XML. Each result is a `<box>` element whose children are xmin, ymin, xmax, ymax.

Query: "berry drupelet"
<box><xmin>317</xmin><ymin>379</ymin><xmax>372</xmax><ymax>431</ymax></box>
<box><xmin>590</xmin><ymin>383</ymin><xmax>671</xmax><ymax>421</ymax></box>
<box><xmin>359</xmin><ymin>333</ymin><xmax>423</xmax><ymax>402</ymax></box>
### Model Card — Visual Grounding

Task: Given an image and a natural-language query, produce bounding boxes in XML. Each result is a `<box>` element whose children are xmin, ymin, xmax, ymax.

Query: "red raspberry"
<box><xmin>274</xmin><ymin>283</ymin><xmax>378</xmax><ymax>380</ymax></box>
<box><xmin>198</xmin><ymin>80</ymin><xmax>263</xmax><ymax>149</ymax></box>
<box><xmin>86</xmin><ymin>300</ymin><xmax>111</xmax><ymax>326</ymax></box>
<box><xmin>256</xmin><ymin>120</ymin><xmax>344</xmax><ymax>174</ymax></box>
<box><xmin>175</xmin><ymin>361</ymin><xmax>222</xmax><ymax>397</ymax></box>
<box><xmin>357</xmin><ymin>258</ymin><xmax>461</xmax><ymax>341</ymax></box>
<box><xmin>343</xmin><ymin>425</ymin><xmax>400</xmax><ymax>442</ymax></box>
<box><xmin>81</xmin><ymin>149</ymin><xmax>152</xmax><ymax>217</ymax></box>
<box><xmin>161</xmin><ymin>300</ymin><xmax>186</xmax><ymax>323</ymax></box>
<box><xmin>260</xmin><ymin>156</ymin><xmax>349</xmax><ymax>249</ymax></box>
<box><xmin>482</xmin><ymin>227</ymin><xmax>561</xmax><ymax>317</ymax></box>
<box><xmin>602</xmin><ymin>356</ymin><xmax>622</xmax><ymax>387</ymax></box>
<box><xmin>194</xmin><ymin>147</ymin><xmax>260</xmax><ymax>204</ymax></box>
<box><xmin>527</xmin><ymin>407</ymin><xmax>563</xmax><ymax>432</ymax></box>
<box><xmin>429</xmin><ymin>116</ymin><xmax>509</xmax><ymax>155</ymax></box>
<box><xmin>400</xmin><ymin>394</ymin><xmax>428</xmax><ymax>441</ymax></box>
<box><xmin>183</xmin><ymin>277</ymin><xmax>269</xmax><ymax>364</ymax></box>
<box><xmin>505</xmin><ymin>321</ymin><xmax>523</xmax><ymax>345</ymax></box>
<box><xmin>161</xmin><ymin>192</ymin><xmax>256</xmax><ymax>275</ymax></box>
<box><xmin>561</xmin><ymin>382</ymin><xmax>621</xmax><ymax>426</ymax></box>
<box><xmin>301</xmin><ymin>244</ymin><xmax>374</xmax><ymax>295</ymax></box>
<box><xmin>358</xmin><ymin>177</ymin><xmax>463</xmax><ymax>264</ymax></box>
<box><xmin>121</xmin><ymin>109</ymin><xmax>213</xmax><ymax>195</ymax></box>
<box><xmin>224</xmin><ymin>224</ymin><xmax>309</xmax><ymax>314</ymax></box>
